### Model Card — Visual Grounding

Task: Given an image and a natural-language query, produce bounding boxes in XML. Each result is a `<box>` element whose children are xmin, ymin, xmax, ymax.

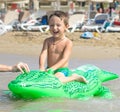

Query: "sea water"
<box><xmin>0</xmin><ymin>54</ymin><xmax>120</xmax><ymax>112</ymax></box>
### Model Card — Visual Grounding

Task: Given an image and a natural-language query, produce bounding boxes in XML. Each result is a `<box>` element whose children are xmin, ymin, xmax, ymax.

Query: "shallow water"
<box><xmin>0</xmin><ymin>54</ymin><xmax>120</xmax><ymax>112</ymax></box>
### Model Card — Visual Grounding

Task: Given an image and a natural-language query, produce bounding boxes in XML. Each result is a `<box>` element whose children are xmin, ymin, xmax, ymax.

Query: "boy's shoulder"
<box><xmin>63</xmin><ymin>37</ymin><xmax>73</xmax><ymax>47</ymax></box>
<box><xmin>45</xmin><ymin>36</ymin><xmax>53</xmax><ymax>41</ymax></box>
<box><xmin>65</xmin><ymin>37</ymin><xmax>72</xmax><ymax>43</ymax></box>
<box><xmin>44</xmin><ymin>36</ymin><xmax>72</xmax><ymax>44</ymax></box>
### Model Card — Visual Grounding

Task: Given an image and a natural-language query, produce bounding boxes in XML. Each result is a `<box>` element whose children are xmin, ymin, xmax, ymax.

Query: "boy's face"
<box><xmin>49</xmin><ymin>15</ymin><xmax>68</xmax><ymax>39</ymax></box>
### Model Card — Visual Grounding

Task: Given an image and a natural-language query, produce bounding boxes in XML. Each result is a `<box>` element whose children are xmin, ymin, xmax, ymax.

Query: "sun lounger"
<box><xmin>17</xmin><ymin>19</ymin><xmax>39</xmax><ymax>31</ymax></box>
<box><xmin>0</xmin><ymin>20</ymin><xmax>13</xmax><ymax>35</ymax></box>
<box><xmin>27</xmin><ymin>25</ymin><xmax>49</xmax><ymax>33</ymax></box>
<box><xmin>106</xmin><ymin>20</ymin><xmax>120</xmax><ymax>32</ymax></box>
<box><xmin>67</xmin><ymin>13</ymin><xmax>85</xmax><ymax>32</ymax></box>
<box><xmin>82</xmin><ymin>13</ymin><xmax>109</xmax><ymax>33</ymax></box>
<box><xmin>25</xmin><ymin>15</ymin><xmax>49</xmax><ymax>32</ymax></box>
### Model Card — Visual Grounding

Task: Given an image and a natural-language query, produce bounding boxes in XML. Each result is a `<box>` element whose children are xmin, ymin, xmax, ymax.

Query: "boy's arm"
<box><xmin>39</xmin><ymin>39</ymin><xmax>48</xmax><ymax>71</ymax></box>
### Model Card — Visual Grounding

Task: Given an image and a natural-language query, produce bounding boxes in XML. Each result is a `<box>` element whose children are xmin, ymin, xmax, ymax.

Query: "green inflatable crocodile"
<box><xmin>8</xmin><ymin>64</ymin><xmax>119</xmax><ymax>100</ymax></box>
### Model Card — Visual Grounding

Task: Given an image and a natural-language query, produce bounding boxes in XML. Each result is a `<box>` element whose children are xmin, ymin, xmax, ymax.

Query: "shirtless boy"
<box><xmin>39</xmin><ymin>11</ymin><xmax>87</xmax><ymax>83</ymax></box>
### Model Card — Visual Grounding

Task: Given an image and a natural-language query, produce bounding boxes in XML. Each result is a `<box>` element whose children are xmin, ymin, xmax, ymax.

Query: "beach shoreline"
<box><xmin>0</xmin><ymin>31</ymin><xmax>120</xmax><ymax>60</ymax></box>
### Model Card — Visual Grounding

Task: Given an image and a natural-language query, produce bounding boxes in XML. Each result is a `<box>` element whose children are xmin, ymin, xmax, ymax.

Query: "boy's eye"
<box><xmin>57</xmin><ymin>24</ymin><xmax>61</xmax><ymax>27</ymax></box>
<box><xmin>50</xmin><ymin>25</ymin><xmax>54</xmax><ymax>27</ymax></box>
<box><xmin>50</xmin><ymin>24</ymin><xmax>61</xmax><ymax>27</ymax></box>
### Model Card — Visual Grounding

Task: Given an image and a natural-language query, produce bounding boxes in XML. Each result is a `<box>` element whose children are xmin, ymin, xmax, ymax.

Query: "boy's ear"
<box><xmin>66</xmin><ymin>24</ymin><xmax>69</xmax><ymax>29</ymax></box>
<box><xmin>65</xmin><ymin>24</ymin><xmax>69</xmax><ymax>32</ymax></box>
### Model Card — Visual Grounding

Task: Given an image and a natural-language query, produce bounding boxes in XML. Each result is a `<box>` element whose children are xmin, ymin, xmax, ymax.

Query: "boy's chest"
<box><xmin>48</xmin><ymin>43</ymin><xmax>65</xmax><ymax>54</ymax></box>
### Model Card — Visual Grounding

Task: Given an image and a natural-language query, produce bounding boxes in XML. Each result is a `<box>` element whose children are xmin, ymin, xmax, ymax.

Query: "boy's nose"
<box><xmin>53</xmin><ymin>25</ymin><xmax>57</xmax><ymax>29</ymax></box>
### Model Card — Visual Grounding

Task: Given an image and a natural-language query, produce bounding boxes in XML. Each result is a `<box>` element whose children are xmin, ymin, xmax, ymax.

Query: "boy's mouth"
<box><xmin>53</xmin><ymin>31</ymin><xmax>59</xmax><ymax>35</ymax></box>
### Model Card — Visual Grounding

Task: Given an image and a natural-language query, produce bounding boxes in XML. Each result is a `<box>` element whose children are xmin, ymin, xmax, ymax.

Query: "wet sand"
<box><xmin>0</xmin><ymin>31</ymin><xmax>120</xmax><ymax>59</ymax></box>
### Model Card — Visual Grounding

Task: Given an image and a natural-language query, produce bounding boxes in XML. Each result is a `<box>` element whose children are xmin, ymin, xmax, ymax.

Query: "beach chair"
<box><xmin>0</xmin><ymin>25</ymin><xmax>7</xmax><ymax>35</ymax></box>
<box><xmin>67</xmin><ymin>13</ymin><xmax>85</xmax><ymax>33</ymax></box>
<box><xmin>27</xmin><ymin>25</ymin><xmax>49</xmax><ymax>33</ymax></box>
<box><xmin>14</xmin><ymin>10</ymin><xmax>47</xmax><ymax>31</ymax></box>
<box><xmin>26</xmin><ymin>15</ymin><xmax>49</xmax><ymax>32</ymax></box>
<box><xmin>0</xmin><ymin>20</ymin><xmax>13</xmax><ymax>35</ymax></box>
<box><xmin>106</xmin><ymin>20</ymin><xmax>120</xmax><ymax>32</ymax></box>
<box><xmin>82</xmin><ymin>13</ymin><xmax>109</xmax><ymax>33</ymax></box>
<box><xmin>17</xmin><ymin>19</ymin><xmax>39</xmax><ymax>31</ymax></box>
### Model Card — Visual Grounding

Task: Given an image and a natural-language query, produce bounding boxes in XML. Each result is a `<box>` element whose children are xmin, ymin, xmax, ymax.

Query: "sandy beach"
<box><xmin>0</xmin><ymin>31</ymin><xmax>120</xmax><ymax>59</ymax></box>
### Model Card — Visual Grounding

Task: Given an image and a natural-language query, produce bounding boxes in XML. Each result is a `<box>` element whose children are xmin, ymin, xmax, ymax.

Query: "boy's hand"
<box><xmin>46</xmin><ymin>68</ymin><xmax>54</xmax><ymax>74</ymax></box>
<box><xmin>39</xmin><ymin>67</ymin><xmax>45</xmax><ymax>71</ymax></box>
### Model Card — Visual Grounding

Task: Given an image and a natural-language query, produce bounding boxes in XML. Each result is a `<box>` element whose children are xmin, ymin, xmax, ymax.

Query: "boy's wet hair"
<box><xmin>48</xmin><ymin>11</ymin><xmax>69</xmax><ymax>26</ymax></box>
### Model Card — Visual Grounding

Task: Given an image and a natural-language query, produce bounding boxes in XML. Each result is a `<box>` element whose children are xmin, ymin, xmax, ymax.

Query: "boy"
<box><xmin>39</xmin><ymin>11</ymin><xmax>87</xmax><ymax>83</ymax></box>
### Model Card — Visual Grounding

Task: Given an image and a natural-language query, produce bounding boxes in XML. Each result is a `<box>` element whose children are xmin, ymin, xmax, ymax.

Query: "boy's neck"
<box><xmin>53</xmin><ymin>36</ymin><xmax>66</xmax><ymax>41</ymax></box>
<box><xmin>52</xmin><ymin>36</ymin><xmax>66</xmax><ymax>45</ymax></box>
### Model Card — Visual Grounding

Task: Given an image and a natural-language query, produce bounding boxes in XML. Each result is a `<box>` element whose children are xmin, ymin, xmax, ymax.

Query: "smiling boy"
<box><xmin>39</xmin><ymin>11</ymin><xmax>87</xmax><ymax>83</ymax></box>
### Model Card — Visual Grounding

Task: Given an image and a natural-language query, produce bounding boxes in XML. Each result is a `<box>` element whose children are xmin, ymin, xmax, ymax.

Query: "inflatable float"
<box><xmin>8</xmin><ymin>64</ymin><xmax>119</xmax><ymax>100</ymax></box>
